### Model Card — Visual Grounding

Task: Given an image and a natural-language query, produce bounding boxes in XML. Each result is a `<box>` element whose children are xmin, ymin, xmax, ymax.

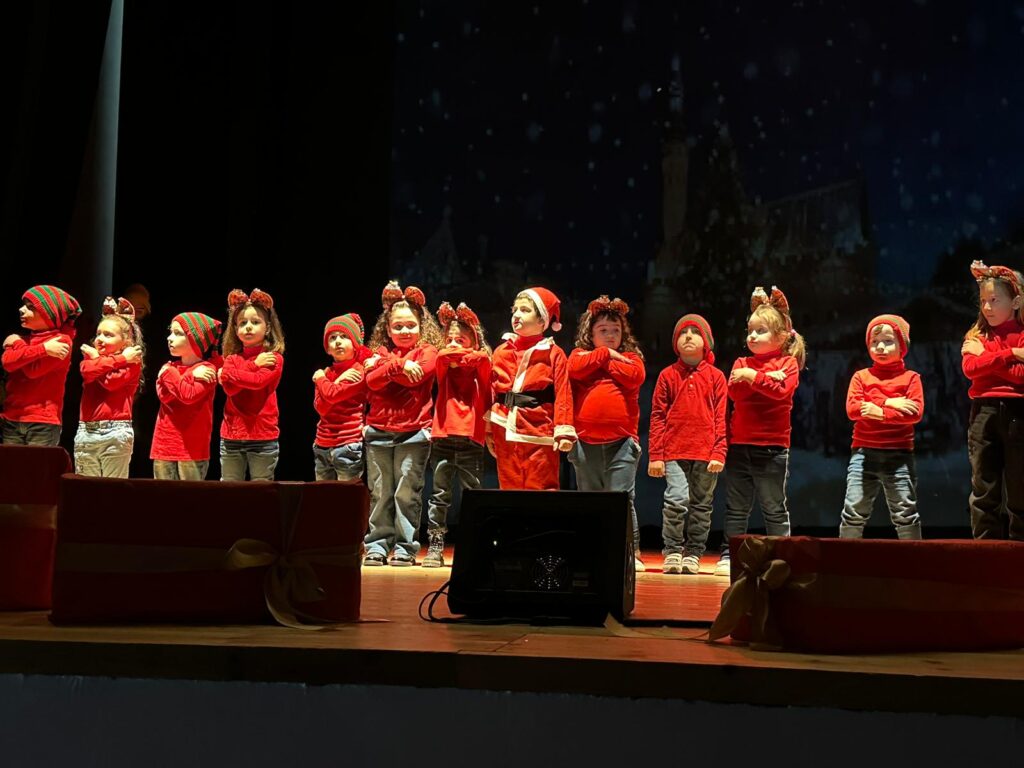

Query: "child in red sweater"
<box><xmin>76</xmin><ymin>297</ymin><xmax>144</xmax><ymax>477</ymax></box>
<box><xmin>568</xmin><ymin>296</ymin><xmax>646</xmax><ymax>570</ymax></box>
<box><xmin>313</xmin><ymin>313</ymin><xmax>369</xmax><ymax>484</ymax></box>
<box><xmin>362</xmin><ymin>282</ymin><xmax>442</xmax><ymax>566</ymax></box>
<box><xmin>961</xmin><ymin>261</ymin><xmax>1024</xmax><ymax>539</ymax></box>
<box><xmin>1</xmin><ymin>285</ymin><xmax>80</xmax><ymax>446</ymax></box>
<box><xmin>217</xmin><ymin>289</ymin><xmax>285</xmax><ymax>481</ymax></box>
<box><xmin>840</xmin><ymin>315</ymin><xmax>924</xmax><ymax>539</ymax></box>
<box><xmin>423</xmin><ymin>301</ymin><xmax>492</xmax><ymax>567</ymax></box>
<box><xmin>718</xmin><ymin>286</ymin><xmax>806</xmax><ymax>575</ymax></box>
<box><xmin>486</xmin><ymin>286</ymin><xmax>576</xmax><ymax>490</ymax></box>
<box><xmin>649</xmin><ymin>314</ymin><xmax>727</xmax><ymax>575</ymax></box>
<box><xmin>151</xmin><ymin>312</ymin><xmax>222</xmax><ymax>481</ymax></box>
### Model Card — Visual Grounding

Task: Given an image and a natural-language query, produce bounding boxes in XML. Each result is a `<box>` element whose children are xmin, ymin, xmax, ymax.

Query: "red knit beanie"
<box><xmin>323</xmin><ymin>313</ymin><xmax>365</xmax><ymax>352</ymax></box>
<box><xmin>673</xmin><ymin>314</ymin><xmax>715</xmax><ymax>364</ymax></box>
<box><xmin>23</xmin><ymin>285</ymin><xmax>81</xmax><ymax>330</ymax></box>
<box><xmin>521</xmin><ymin>287</ymin><xmax>562</xmax><ymax>332</ymax></box>
<box><xmin>173</xmin><ymin>312</ymin><xmax>223</xmax><ymax>358</ymax></box>
<box><xmin>866</xmin><ymin>314</ymin><xmax>910</xmax><ymax>358</ymax></box>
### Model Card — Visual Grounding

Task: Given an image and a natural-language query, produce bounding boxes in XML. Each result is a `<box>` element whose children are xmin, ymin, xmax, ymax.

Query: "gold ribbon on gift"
<box><xmin>56</xmin><ymin>483</ymin><xmax>363</xmax><ymax>630</ymax></box>
<box><xmin>0</xmin><ymin>503</ymin><xmax>57</xmax><ymax>530</ymax></box>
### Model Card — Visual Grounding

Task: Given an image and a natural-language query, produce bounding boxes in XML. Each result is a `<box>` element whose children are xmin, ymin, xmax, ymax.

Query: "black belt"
<box><xmin>503</xmin><ymin>389</ymin><xmax>555</xmax><ymax>409</ymax></box>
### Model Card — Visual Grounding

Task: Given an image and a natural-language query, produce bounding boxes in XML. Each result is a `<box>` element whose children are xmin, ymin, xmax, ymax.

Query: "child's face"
<box><xmin>328</xmin><ymin>332</ymin><xmax>355</xmax><ymax>361</ymax></box>
<box><xmin>511</xmin><ymin>297</ymin><xmax>544</xmax><ymax>336</ymax></box>
<box><xmin>388</xmin><ymin>306</ymin><xmax>421</xmax><ymax>349</ymax></box>
<box><xmin>676</xmin><ymin>326</ymin><xmax>704</xmax><ymax>360</ymax></box>
<box><xmin>868</xmin><ymin>324</ymin><xmax>900</xmax><ymax>365</ymax></box>
<box><xmin>446</xmin><ymin>323</ymin><xmax>474</xmax><ymax>350</ymax></box>
<box><xmin>592</xmin><ymin>316</ymin><xmax>623</xmax><ymax>350</ymax></box>
<box><xmin>979</xmin><ymin>282</ymin><xmax>1021</xmax><ymax>327</ymax></box>
<box><xmin>95</xmin><ymin>319</ymin><xmax>128</xmax><ymax>356</ymax></box>
<box><xmin>237</xmin><ymin>306</ymin><xmax>267</xmax><ymax>348</ymax></box>
<box><xmin>18</xmin><ymin>302</ymin><xmax>47</xmax><ymax>331</ymax></box>
<box><xmin>167</xmin><ymin>321</ymin><xmax>192</xmax><ymax>358</ymax></box>
<box><xmin>746</xmin><ymin>315</ymin><xmax>784</xmax><ymax>355</ymax></box>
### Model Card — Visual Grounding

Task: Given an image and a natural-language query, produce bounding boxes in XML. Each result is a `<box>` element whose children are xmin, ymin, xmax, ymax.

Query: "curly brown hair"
<box><xmin>573</xmin><ymin>310</ymin><xmax>644</xmax><ymax>358</ymax></box>
<box><xmin>222</xmin><ymin>302</ymin><xmax>286</xmax><ymax>356</ymax></box>
<box><xmin>367</xmin><ymin>300</ymin><xmax>444</xmax><ymax>351</ymax></box>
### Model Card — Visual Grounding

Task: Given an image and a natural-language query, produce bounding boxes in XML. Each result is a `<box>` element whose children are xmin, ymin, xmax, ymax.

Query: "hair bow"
<box><xmin>971</xmin><ymin>260</ymin><xmax>1022</xmax><ymax>295</ymax></box>
<box><xmin>102</xmin><ymin>296</ymin><xmax>136</xmax><ymax>319</ymax></box>
<box><xmin>228</xmin><ymin>288</ymin><xmax>274</xmax><ymax>309</ymax></box>
<box><xmin>751</xmin><ymin>285</ymin><xmax>793</xmax><ymax>330</ymax></box>
<box><xmin>381</xmin><ymin>280</ymin><xmax>426</xmax><ymax>308</ymax></box>
<box><xmin>587</xmin><ymin>295</ymin><xmax>630</xmax><ymax>317</ymax></box>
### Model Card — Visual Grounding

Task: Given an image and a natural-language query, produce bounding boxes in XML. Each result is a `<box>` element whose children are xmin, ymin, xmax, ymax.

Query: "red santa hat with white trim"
<box><xmin>521</xmin><ymin>286</ymin><xmax>562</xmax><ymax>332</ymax></box>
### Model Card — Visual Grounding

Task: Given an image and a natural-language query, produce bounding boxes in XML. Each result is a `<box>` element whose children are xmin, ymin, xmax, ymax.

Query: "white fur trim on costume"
<box><xmin>553</xmin><ymin>424</ymin><xmax>577</xmax><ymax>441</ymax></box>
<box><xmin>522</xmin><ymin>289</ymin><xmax>550</xmax><ymax>331</ymax></box>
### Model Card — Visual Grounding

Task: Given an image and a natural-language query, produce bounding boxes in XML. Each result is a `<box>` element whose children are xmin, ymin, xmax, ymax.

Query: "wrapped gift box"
<box><xmin>713</xmin><ymin>535</ymin><xmax>1024</xmax><ymax>654</ymax></box>
<box><xmin>0</xmin><ymin>445</ymin><xmax>72</xmax><ymax>610</ymax></box>
<box><xmin>50</xmin><ymin>476</ymin><xmax>368</xmax><ymax>626</ymax></box>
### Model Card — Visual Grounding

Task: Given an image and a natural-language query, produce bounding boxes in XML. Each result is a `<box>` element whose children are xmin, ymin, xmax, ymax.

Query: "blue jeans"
<box><xmin>723</xmin><ymin>444</ymin><xmax>791</xmax><ymax>556</ymax></box>
<box><xmin>153</xmin><ymin>459</ymin><xmax>210</xmax><ymax>481</ymax></box>
<box><xmin>427</xmin><ymin>436</ymin><xmax>484</xmax><ymax>533</ymax></box>
<box><xmin>364</xmin><ymin>426</ymin><xmax>431</xmax><ymax>558</ymax></box>
<box><xmin>569</xmin><ymin>437</ymin><xmax>641</xmax><ymax>547</ymax></box>
<box><xmin>840</xmin><ymin>448</ymin><xmax>920</xmax><ymax>539</ymax></box>
<box><xmin>1</xmin><ymin>418</ymin><xmax>62</xmax><ymax>446</ymax></box>
<box><xmin>313</xmin><ymin>441</ymin><xmax>365</xmax><ymax>483</ymax></box>
<box><xmin>220</xmin><ymin>439</ymin><xmax>279</xmax><ymax>481</ymax></box>
<box><xmin>661</xmin><ymin>459</ymin><xmax>719</xmax><ymax>558</ymax></box>
<box><xmin>74</xmin><ymin>421</ymin><xmax>134</xmax><ymax>478</ymax></box>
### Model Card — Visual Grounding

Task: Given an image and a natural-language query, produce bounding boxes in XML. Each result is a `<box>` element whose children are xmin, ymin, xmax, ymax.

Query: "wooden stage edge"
<box><xmin>2</xmin><ymin>563</ymin><xmax>1023</xmax><ymax>719</ymax></box>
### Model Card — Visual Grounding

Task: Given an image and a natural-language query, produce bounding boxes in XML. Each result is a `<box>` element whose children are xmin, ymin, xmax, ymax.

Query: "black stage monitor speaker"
<box><xmin>448</xmin><ymin>489</ymin><xmax>635</xmax><ymax>623</ymax></box>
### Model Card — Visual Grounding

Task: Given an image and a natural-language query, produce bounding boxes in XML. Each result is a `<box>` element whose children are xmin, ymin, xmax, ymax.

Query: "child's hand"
<box><xmin>79</xmin><ymin>343</ymin><xmax>98</xmax><ymax>360</ymax></box>
<box><xmin>363</xmin><ymin>355</ymin><xmax>381</xmax><ymax>370</ymax></box>
<box><xmin>765</xmin><ymin>369</ymin><xmax>788</xmax><ymax>382</ymax></box>
<box><xmin>193</xmin><ymin>364</ymin><xmax>217</xmax><ymax>383</ymax></box>
<box><xmin>312</xmin><ymin>368</ymin><xmax>327</xmax><ymax>382</ymax></box>
<box><xmin>3</xmin><ymin>334</ymin><xmax>21</xmax><ymax>349</ymax></box>
<box><xmin>961</xmin><ymin>338</ymin><xmax>984</xmax><ymax>357</ymax></box>
<box><xmin>647</xmin><ymin>460</ymin><xmax>666</xmax><ymax>478</ymax></box>
<box><xmin>44</xmin><ymin>338</ymin><xmax>71</xmax><ymax>358</ymax></box>
<box><xmin>403</xmin><ymin>359</ymin><xmax>424</xmax><ymax>382</ymax></box>
<box><xmin>122</xmin><ymin>346</ymin><xmax>143</xmax><ymax>364</ymax></box>
<box><xmin>1013</xmin><ymin>347</ymin><xmax>1024</xmax><ymax>362</ymax></box>
<box><xmin>608</xmin><ymin>349</ymin><xmax>631</xmax><ymax>363</ymax></box>
<box><xmin>707</xmin><ymin>460</ymin><xmax>725</xmax><ymax>474</ymax></box>
<box><xmin>255</xmin><ymin>352</ymin><xmax>277</xmax><ymax>368</ymax></box>
<box><xmin>485</xmin><ymin>430</ymin><xmax>497</xmax><ymax>458</ymax></box>
<box><xmin>884</xmin><ymin>396</ymin><xmax>919</xmax><ymax>415</ymax></box>
<box><xmin>729</xmin><ymin>367</ymin><xmax>757</xmax><ymax>384</ymax></box>
<box><xmin>860</xmin><ymin>401</ymin><xmax>885</xmax><ymax>420</ymax></box>
<box><xmin>554</xmin><ymin>438</ymin><xmax>573</xmax><ymax>452</ymax></box>
<box><xmin>339</xmin><ymin>367</ymin><xmax>364</xmax><ymax>383</ymax></box>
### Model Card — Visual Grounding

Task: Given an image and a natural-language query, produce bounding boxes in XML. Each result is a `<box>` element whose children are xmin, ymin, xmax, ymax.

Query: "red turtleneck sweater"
<box><xmin>364</xmin><ymin>344</ymin><xmax>438</xmax><ymax>433</ymax></box>
<box><xmin>846</xmin><ymin>361</ymin><xmax>924</xmax><ymax>450</ymax></box>
<box><xmin>151</xmin><ymin>360</ymin><xmax>218</xmax><ymax>460</ymax></box>
<box><xmin>219</xmin><ymin>347</ymin><xmax>284</xmax><ymax>441</ymax></box>
<box><xmin>79</xmin><ymin>354</ymin><xmax>142</xmax><ymax>422</ymax></box>
<box><xmin>314</xmin><ymin>359</ymin><xmax>368</xmax><ymax>447</ymax></box>
<box><xmin>568</xmin><ymin>346</ymin><xmax>645</xmax><ymax>443</ymax></box>
<box><xmin>432</xmin><ymin>346</ymin><xmax>491</xmax><ymax>444</ymax></box>
<box><xmin>961</xmin><ymin>319</ymin><xmax>1024</xmax><ymax>399</ymax></box>
<box><xmin>727</xmin><ymin>351</ymin><xmax>800</xmax><ymax>447</ymax></box>
<box><xmin>1</xmin><ymin>330</ymin><xmax>75</xmax><ymax>424</ymax></box>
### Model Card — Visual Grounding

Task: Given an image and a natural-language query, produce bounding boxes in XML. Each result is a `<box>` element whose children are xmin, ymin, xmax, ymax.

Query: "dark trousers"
<box><xmin>722</xmin><ymin>444</ymin><xmax>791</xmax><ymax>556</ymax></box>
<box><xmin>968</xmin><ymin>399</ymin><xmax>1024</xmax><ymax>540</ymax></box>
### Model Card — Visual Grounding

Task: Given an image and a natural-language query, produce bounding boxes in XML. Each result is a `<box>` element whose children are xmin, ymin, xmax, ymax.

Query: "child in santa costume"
<box><xmin>423</xmin><ymin>301</ymin><xmax>492</xmax><ymax>567</ymax></box>
<box><xmin>76</xmin><ymin>297</ymin><xmax>145</xmax><ymax>477</ymax></box>
<box><xmin>151</xmin><ymin>312</ymin><xmax>222</xmax><ymax>480</ymax></box>
<box><xmin>218</xmin><ymin>288</ymin><xmax>285</xmax><ymax>481</ymax></box>
<box><xmin>486</xmin><ymin>286</ymin><xmax>576</xmax><ymax>490</ymax></box>
<box><xmin>1</xmin><ymin>284</ymin><xmax>80</xmax><ymax>446</ymax></box>
<box><xmin>362</xmin><ymin>282</ymin><xmax>443</xmax><ymax>566</ymax></box>
<box><xmin>840</xmin><ymin>314</ymin><xmax>924</xmax><ymax>539</ymax></box>
<box><xmin>312</xmin><ymin>312</ymin><xmax>370</xmax><ymax>484</ymax></box>
<box><xmin>718</xmin><ymin>286</ymin><xmax>806</xmax><ymax>575</ymax></box>
<box><xmin>648</xmin><ymin>314</ymin><xmax>727</xmax><ymax>575</ymax></box>
<box><xmin>568</xmin><ymin>295</ymin><xmax>646</xmax><ymax>570</ymax></box>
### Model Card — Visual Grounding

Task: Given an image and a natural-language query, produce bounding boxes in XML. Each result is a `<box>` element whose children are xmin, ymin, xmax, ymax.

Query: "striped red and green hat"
<box><xmin>173</xmin><ymin>312</ymin><xmax>223</xmax><ymax>357</ymax></box>
<box><xmin>23</xmin><ymin>285</ymin><xmax>81</xmax><ymax>329</ymax></box>
<box><xmin>324</xmin><ymin>313</ymin><xmax>365</xmax><ymax>352</ymax></box>
<box><xmin>673</xmin><ymin>313</ymin><xmax>715</xmax><ymax>363</ymax></box>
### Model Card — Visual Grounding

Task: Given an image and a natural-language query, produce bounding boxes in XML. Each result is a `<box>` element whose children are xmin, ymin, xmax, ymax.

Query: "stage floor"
<box><xmin>1</xmin><ymin>551</ymin><xmax>1023</xmax><ymax>718</ymax></box>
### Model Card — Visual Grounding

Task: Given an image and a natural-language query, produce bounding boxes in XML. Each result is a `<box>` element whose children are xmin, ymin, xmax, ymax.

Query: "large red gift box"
<box><xmin>50</xmin><ymin>476</ymin><xmax>368</xmax><ymax>626</ymax></box>
<box><xmin>712</xmin><ymin>535</ymin><xmax>1024</xmax><ymax>653</ymax></box>
<box><xmin>0</xmin><ymin>445</ymin><xmax>72</xmax><ymax>610</ymax></box>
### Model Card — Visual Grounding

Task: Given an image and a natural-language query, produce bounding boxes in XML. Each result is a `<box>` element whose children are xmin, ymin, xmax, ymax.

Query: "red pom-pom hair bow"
<box><xmin>437</xmin><ymin>301</ymin><xmax>456</xmax><ymax>326</ymax></box>
<box><xmin>227</xmin><ymin>288</ymin><xmax>274</xmax><ymax>309</ymax></box>
<box><xmin>587</xmin><ymin>295</ymin><xmax>630</xmax><ymax>317</ymax></box>
<box><xmin>456</xmin><ymin>302</ymin><xmax>480</xmax><ymax>328</ymax></box>
<box><xmin>971</xmin><ymin>260</ymin><xmax>1022</xmax><ymax>295</ymax></box>
<box><xmin>101</xmin><ymin>296</ymin><xmax>136</xmax><ymax>319</ymax></box>
<box><xmin>381</xmin><ymin>281</ymin><xmax>426</xmax><ymax>308</ymax></box>
<box><xmin>750</xmin><ymin>285</ymin><xmax>792</xmax><ymax>326</ymax></box>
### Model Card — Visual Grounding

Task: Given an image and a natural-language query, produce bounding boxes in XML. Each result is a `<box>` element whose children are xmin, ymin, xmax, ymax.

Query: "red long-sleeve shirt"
<box><xmin>365</xmin><ymin>344</ymin><xmax>437</xmax><ymax>433</ymax></box>
<box><xmin>649</xmin><ymin>360</ymin><xmax>727</xmax><ymax>463</ymax></box>
<box><xmin>846</xmin><ymin>362</ymin><xmax>924</xmax><ymax>450</ymax></box>
<box><xmin>432</xmin><ymin>346</ymin><xmax>491</xmax><ymax>444</ymax></box>
<box><xmin>568</xmin><ymin>346</ymin><xmax>645</xmax><ymax>443</ymax></box>
<box><xmin>961</xmin><ymin>319</ymin><xmax>1024</xmax><ymax>399</ymax></box>
<box><xmin>727</xmin><ymin>352</ymin><xmax>800</xmax><ymax>447</ymax></box>
<box><xmin>79</xmin><ymin>354</ymin><xmax>142</xmax><ymax>422</ymax></box>
<box><xmin>219</xmin><ymin>348</ymin><xmax>284</xmax><ymax>441</ymax></box>
<box><xmin>314</xmin><ymin>360</ymin><xmax>367</xmax><ymax>447</ymax></box>
<box><xmin>0</xmin><ymin>330</ymin><xmax>74</xmax><ymax>425</ymax></box>
<box><xmin>151</xmin><ymin>360</ymin><xmax>218</xmax><ymax>461</ymax></box>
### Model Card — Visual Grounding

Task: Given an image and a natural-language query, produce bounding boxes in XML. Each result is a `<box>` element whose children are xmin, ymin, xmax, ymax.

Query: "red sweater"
<box><xmin>0</xmin><ymin>330</ymin><xmax>74</xmax><ymax>425</ymax></box>
<box><xmin>314</xmin><ymin>360</ymin><xmax>367</xmax><ymax>447</ymax></box>
<box><xmin>79</xmin><ymin>355</ymin><xmax>142</xmax><ymax>422</ymax></box>
<box><xmin>219</xmin><ymin>347</ymin><xmax>284</xmax><ymax>441</ymax></box>
<box><xmin>649</xmin><ymin>360</ymin><xmax>727</xmax><ymax>463</ymax></box>
<box><xmin>846</xmin><ymin>362</ymin><xmax>924</xmax><ymax>450</ymax></box>
<box><xmin>365</xmin><ymin>344</ymin><xmax>437</xmax><ymax>433</ymax></box>
<box><xmin>727</xmin><ymin>352</ymin><xmax>800</xmax><ymax>447</ymax></box>
<box><xmin>432</xmin><ymin>346</ymin><xmax>491</xmax><ymax>444</ymax></box>
<box><xmin>151</xmin><ymin>360</ymin><xmax>218</xmax><ymax>461</ymax></box>
<box><xmin>961</xmin><ymin>320</ymin><xmax>1024</xmax><ymax>399</ymax></box>
<box><xmin>568</xmin><ymin>347</ymin><xmax>645</xmax><ymax>443</ymax></box>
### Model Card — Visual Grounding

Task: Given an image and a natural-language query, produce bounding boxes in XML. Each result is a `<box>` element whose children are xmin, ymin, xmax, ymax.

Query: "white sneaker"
<box><xmin>662</xmin><ymin>552</ymin><xmax>684</xmax><ymax>574</ymax></box>
<box><xmin>681</xmin><ymin>554</ymin><xmax>700</xmax><ymax>574</ymax></box>
<box><xmin>714</xmin><ymin>555</ymin><xmax>731</xmax><ymax>577</ymax></box>
<box><xmin>634</xmin><ymin>556</ymin><xmax>646</xmax><ymax>572</ymax></box>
